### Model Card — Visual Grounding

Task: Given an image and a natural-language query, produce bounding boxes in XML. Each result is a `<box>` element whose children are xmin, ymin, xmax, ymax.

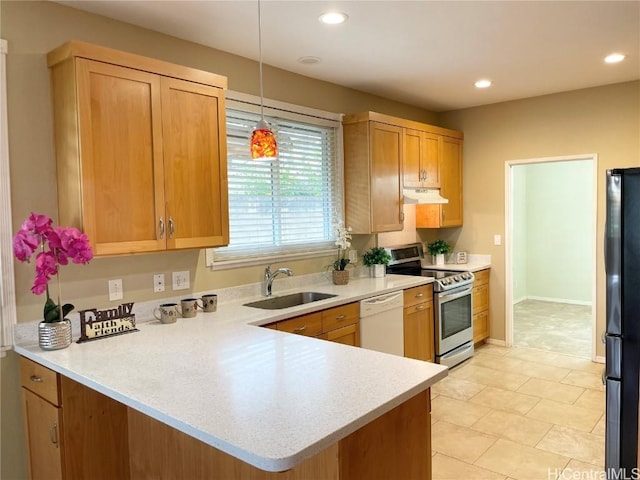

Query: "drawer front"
<box><xmin>277</xmin><ymin>312</ymin><xmax>323</xmax><ymax>337</ymax></box>
<box><xmin>403</xmin><ymin>284</ymin><xmax>433</xmax><ymax>309</ymax></box>
<box><xmin>473</xmin><ymin>310</ymin><xmax>489</xmax><ymax>343</ymax></box>
<box><xmin>473</xmin><ymin>269</ymin><xmax>490</xmax><ymax>286</ymax></box>
<box><xmin>20</xmin><ymin>356</ymin><xmax>60</xmax><ymax>406</ymax></box>
<box><xmin>321</xmin><ymin>302</ymin><xmax>359</xmax><ymax>333</ymax></box>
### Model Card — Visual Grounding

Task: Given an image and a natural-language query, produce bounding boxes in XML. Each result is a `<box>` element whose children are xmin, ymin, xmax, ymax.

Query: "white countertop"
<box><xmin>15</xmin><ymin>274</ymin><xmax>448</xmax><ymax>472</ymax></box>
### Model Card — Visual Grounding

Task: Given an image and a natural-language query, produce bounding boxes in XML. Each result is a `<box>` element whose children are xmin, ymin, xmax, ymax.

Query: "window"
<box><xmin>209</xmin><ymin>92</ymin><xmax>343</xmax><ymax>267</ymax></box>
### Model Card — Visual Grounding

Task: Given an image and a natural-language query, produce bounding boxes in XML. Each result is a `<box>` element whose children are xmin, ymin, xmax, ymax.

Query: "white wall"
<box><xmin>514</xmin><ymin>160</ymin><xmax>593</xmax><ymax>305</ymax></box>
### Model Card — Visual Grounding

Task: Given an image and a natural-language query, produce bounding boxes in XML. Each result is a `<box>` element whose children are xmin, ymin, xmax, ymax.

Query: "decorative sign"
<box><xmin>77</xmin><ymin>302</ymin><xmax>139</xmax><ymax>343</ymax></box>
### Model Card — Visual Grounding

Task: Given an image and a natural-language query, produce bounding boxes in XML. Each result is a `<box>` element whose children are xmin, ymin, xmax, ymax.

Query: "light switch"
<box><xmin>109</xmin><ymin>279</ymin><xmax>123</xmax><ymax>301</ymax></box>
<box><xmin>172</xmin><ymin>271</ymin><xmax>190</xmax><ymax>290</ymax></box>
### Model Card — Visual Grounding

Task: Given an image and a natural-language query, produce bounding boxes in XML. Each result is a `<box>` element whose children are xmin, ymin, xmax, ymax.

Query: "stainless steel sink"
<box><xmin>244</xmin><ymin>292</ymin><xmax>337</xmax><ymax>310</ymax></box>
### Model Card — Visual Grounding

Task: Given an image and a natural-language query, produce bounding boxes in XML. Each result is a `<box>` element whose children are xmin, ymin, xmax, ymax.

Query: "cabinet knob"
<box><xmin>29</xmin><ymin>375</ymin><xmax>43</xmax><ymax>383</ymax></box>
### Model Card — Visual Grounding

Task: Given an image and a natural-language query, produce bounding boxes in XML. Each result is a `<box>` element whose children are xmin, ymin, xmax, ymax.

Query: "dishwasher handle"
<box><xmin>359</xmin><ymin>291</ymin><xmax>404</xmax><ymax>317</ymax></box>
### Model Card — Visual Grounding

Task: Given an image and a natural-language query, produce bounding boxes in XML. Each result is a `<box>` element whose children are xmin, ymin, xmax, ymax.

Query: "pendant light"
<box><xmin>250</xmin><ymin>0</ymin><xmax>278</xmax><ymax>161</ymax></box>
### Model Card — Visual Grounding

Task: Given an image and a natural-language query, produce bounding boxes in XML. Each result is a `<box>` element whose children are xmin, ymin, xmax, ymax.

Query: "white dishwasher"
<box><xmin>359</xmin><ymin>291</ymin><xmax>405</xmax><ymax>356</ymax></box>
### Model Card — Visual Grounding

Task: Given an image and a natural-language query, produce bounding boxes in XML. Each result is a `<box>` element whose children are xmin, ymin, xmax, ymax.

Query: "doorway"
<box><xmin>505</xmin><ymin>155</ymin><xmax>597</xmax><ymax>359</ymax></box>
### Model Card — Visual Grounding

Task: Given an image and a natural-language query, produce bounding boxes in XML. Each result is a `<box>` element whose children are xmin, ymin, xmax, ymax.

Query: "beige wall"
<box><xmin>1</xmin><ymin>2</ymin><xmax>439</xmax><ymax>478</ymax></box>
<box><xmin>438</xmin><ymin>81</ymin><xmax>640</xmax><ymax>357</ymax></box>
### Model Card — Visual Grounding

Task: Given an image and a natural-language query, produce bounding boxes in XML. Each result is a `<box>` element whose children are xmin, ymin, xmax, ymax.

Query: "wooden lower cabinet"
<box><xmin>403</xmin><ymin>285</ymin><xmax>435</xmax><ymax>362</ymax></box>
<box><xmin>21</xmin><ymin>356</ymin><xmax>431</xmax><ymax>480</ymax></box>
<box><xmin>20</xmin><ymin>357</ymin><xmax>129</xmax><ymax>480</ymax></box>
<box><xmin>472</xmin><ymin>269</ymin><xmax>491</xmax><ymax>344</ymax></box>
<box><xmin>268</xmin><ymin>302</ymin><xmax>360</xmax><ymax>347</ymax></box>
<box><xmin>128</xmin><ymin>389</ymin><xmax>431</xmax><ymax>480</ymax></box>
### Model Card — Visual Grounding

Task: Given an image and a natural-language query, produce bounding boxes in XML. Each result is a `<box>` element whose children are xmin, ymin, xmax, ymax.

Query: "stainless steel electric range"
<box><xmin>385</xmin><ymin>243</ymin><xmax>475</xmax><ymax>367</ymax></box>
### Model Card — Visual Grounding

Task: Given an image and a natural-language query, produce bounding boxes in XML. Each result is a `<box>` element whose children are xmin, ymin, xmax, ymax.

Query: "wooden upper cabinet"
<box><xmin>403</xmin><ymin>129</ymin><xmax>440</xmax><ymax>189</ymax></box>
<box><xmin>416</xmin><ymin>136</ymin><xmax>463</xmax><ymax>228</ymax></box>
<box><xmin>48</xmin><ymin>41</ymin><xmax>229</xmax><ymax>256</ymax></box>
<box><xmin>344</xmin><ymin>116</ymin><xmax>403</xmax><ymax>234</ymax></box>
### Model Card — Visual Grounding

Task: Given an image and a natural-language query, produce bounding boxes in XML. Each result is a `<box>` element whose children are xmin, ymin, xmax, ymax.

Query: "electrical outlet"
<box><xmin>494</xmin><ymin>234</ymin><xmax>502</xmax><ymax>246</ymax></box>
<box><xmin>108</xmin><ymin>279</ymin><xmax>123</xmax><ymax>301</ymax></box>
<box><xmin>348</xmin><ymin>249</ymin><xmax>358</xmax><ymax>264</ymax></box>
<box><xmin>172</xmin><ymin>271</ymin><xmax>190</xmax><ymax>291</ymax></box>
<box><xmin>154</xmin><ymin>273</ymin><xmax>165</xmax><ymax>293</ymax></box>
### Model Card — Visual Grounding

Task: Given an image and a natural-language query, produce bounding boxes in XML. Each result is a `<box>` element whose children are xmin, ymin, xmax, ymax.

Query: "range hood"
<box><xmin>402</xmin><ymin>188</ymin><xmax>449</xmax><ymax>205</ymax></box>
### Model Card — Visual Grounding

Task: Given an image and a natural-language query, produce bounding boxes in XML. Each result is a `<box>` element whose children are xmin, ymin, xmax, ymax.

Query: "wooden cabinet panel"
<box><xmin>404</xmin><ymin>302</ymin><xmax>435</xmax><ymax>362</ymax></box>
<box><xmin>20</xmin><ymin>357</ymin><xmax>60</xmax><ymax>406</ymax></box>
<box><xmin>403</xmin><ymin>129</ymin><xmax>439</xmax><ymax>189</ymax></box>
<box><xmin>472</xmin><ymin>268</ymin><xmax>491</xmax><ymax>343</ymax></box>
<box><xmin>321</xmin><ymin>302</ymin><xmax>359</xmax><ymax>332</ymax></box>
<box><xmin>49</xmin><ymin>41</ymin><xmax>229</xmax><ymax>256</ymax></box>
<box><xmin>403</xmin><ymin>284</ymin><xmax>433</xmax><ymax>309</ymax></box>
<box><xmin>473</xmin><ymin>310</ymin><xmax>490</xmax><ymax>345</ymax></box>
<box><xmin>344</xmin><ymin>119</ymin><xmax>403</xmax><ymax>234</ymax></box>
<box><xmin>22</xmin><ymin>389</ymin><xmax>65</xmax><ymax>480</ymax></box>
<box><xmin>276</xmin><ymin>312</ymin><xmax>323</xmax><ymax>337</ymax></box>
<box><xmin>416</xmin><ymin>136</ymin><xmax>463</xmax><ymax>228</ymax></box>
<box><xmin>318</xmin><ymin>324</ymin><xmax>360</xmax><ymax>347</ymax></box>
<box><xmin>161</xmin><ymin>77</ymin><xmax>228</xmax><ymax>250</ymax></box>
<box><xmin>74</xmin><ymin>59</ymin><xmax>166</xmax><ymax>255</ymax></box>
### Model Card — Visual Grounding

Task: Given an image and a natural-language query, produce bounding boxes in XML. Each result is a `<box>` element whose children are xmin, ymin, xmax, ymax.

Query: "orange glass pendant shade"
<box><xmin>250</xmin><ymin>118</ymin><xmax>278</xmax><ymax>161</ymax></box>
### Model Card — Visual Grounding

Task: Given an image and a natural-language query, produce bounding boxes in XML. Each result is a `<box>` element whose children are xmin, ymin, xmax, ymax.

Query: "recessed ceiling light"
<box><xmin>298</xmin><ymin>56</ymin><xmax>321</xmax><ymax>65</ymax></box>
<box><xmin>319</xmin><ymin>12</ymin><xmax>348</xmax><ymax>25</ymax></box>
<box><xmin>604</xmin><ymin>53</ymin><xmax>626</xmax><ymax>64</ymax></box>
<box><xmin>475</xmin><ymin>79</ymin><xmax>492</xmax><ymax>89</ymax></box>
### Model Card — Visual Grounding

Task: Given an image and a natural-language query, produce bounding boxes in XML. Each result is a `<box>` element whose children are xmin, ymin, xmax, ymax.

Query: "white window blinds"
<box><xmin>212</xmin><ymin>93</ymin><xmax>343</xmax><ymax>264</ymax></box>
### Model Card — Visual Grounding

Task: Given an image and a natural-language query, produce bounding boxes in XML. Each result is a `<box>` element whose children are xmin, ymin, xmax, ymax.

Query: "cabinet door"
<box><xmin>403</xmin><ymin>129</ymin><xmax>422</xmax><ymax>188</ymax></box>
<box><xmin>22</xmin><ymin>389</ymin><xmax>64</xmax><ymax>480</ymax></box>
<box><xmin>161</xmin><ymin>78</ymin><xmax>229</xmax><ymax>249</ymax></box>
<box><xmin>75</xmin><ymin>59</ymin><xmax>166</xmax><ymax>255</ymax></box>
<box><xmin>473</xmin><ymin>284</ymin><xmax>489</xmax><ymax>315</ymax></box>
<box><xmin>440</xmin><ymin>136</ymin><xmax>463</xmax><ymax>227</ymax></box>
<box><xmin>473</xmin><ymin>310</ymin><xmax>489</xmax><ymax>344</ymax></box>
<box><xmin>318</xmin><ymin>324</ymin><xmax>360</xmax><ymax>347</ymax></box>
<box><xmin>370</xmin><ymin>122</ymin><xmax>403</xmax><ymax>232</ymax></box>
<box><xmin>403</xmin><ymin>302</ymin><xmax>435</xmax><ymax>362</ymax></box>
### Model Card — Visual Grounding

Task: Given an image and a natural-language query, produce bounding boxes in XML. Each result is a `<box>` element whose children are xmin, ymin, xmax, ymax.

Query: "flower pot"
<box><xmin>433</xmin><ymin>254</ymin><xmax>445</xmax><ymax>266</ymax></box>
<box><xmin>332</xmin><ymin>270</ymin><xmax>349</xmax><ymax>285</ymax></box>
<box><xmin>38</xmin><ymin>319</ymin><xmax>72</xmax><ymax>350</ymax></box>
<box><xmin>370</xmin><ymin>264</ymin><xmax>386</xmax><ymax>278</ymax></box>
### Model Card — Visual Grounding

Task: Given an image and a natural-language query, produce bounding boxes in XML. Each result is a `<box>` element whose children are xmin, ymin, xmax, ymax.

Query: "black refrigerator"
<box><xmin>605</xmin><ymin>167</ymin><xmax>640</xmax><ymax>476</ymax></box>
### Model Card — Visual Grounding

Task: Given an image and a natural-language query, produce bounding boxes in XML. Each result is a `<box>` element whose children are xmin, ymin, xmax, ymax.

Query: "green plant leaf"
<box><xmin>43</xmin><ymin>298</ymin><xmax>74</xmax><ymax>323</ymax></box>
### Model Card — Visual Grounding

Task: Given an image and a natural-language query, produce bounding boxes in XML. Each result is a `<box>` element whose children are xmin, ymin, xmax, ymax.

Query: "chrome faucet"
<box><xmin>264</xmin><ymin>265</ymin><xmax>294</xmax><ymax>297</ymax></box>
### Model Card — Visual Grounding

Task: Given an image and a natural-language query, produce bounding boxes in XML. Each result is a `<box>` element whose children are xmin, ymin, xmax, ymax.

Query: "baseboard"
<box><xmin>594</xmin><ymin>356</ymin><xmax>605</xmax><ymax>364</ymax></box>
<box><xmin>513</xmin><ymin>296</ymin><xmax>527</xmax><ymax>305</ymax></box>
<box><xmin>485</xmin><ymin>338</ymin><xmax>506</xmax><ymax>347</ymax></box>
<box><xmin>522</xmin><ymin>296</ymin><xmax>592</xmax><ymax>307</ymax></box>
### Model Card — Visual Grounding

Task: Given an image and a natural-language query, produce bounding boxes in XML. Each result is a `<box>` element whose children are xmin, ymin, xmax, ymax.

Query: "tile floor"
<box><xmin>431</xmin><ymin>343</ymin><xmax>605</xmax><ymax>480</ymax></box>
<box><xmin>513</xmin><ymin>300</ymin><xmax>593</xmax><ymax>359</ymax></box>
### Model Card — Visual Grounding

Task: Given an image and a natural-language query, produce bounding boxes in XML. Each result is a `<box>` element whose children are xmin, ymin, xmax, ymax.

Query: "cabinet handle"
<box><xmin>50</xmin><ymin>422</ymin><xmax>59</xmax><ymax>447</ymax></box>
<box><xmin>159</xmin><ymin>217</ymin><xmax>165</xmax><ymax>239</ymax></box>
<box><xmin>29</xmin><ymin>375</ymin><xmax>43</xmax><ymax>383</ymax></box>
<box><xmin>335</xmin><ymin>314</ymin><xmax>346</xmax><ymax>321</ymax></box>
<box><xmin>169</xmin><ymin>216</ymin><xmax>175</xmax><ymax>239</ymax></box>
<box><xmin>415</xmin><ymin>304</ymin><xmax>425</xmax><ymax>311</ymax></box>
<box><xmin>415</xmin><ymin>292</ymin><xmax>424</xmax><ymax>298</ymax></box>
<box><xmin>400</xmin><ymin>211</ymin><xmax>405</xmax><ymax>221</ymax></box>
<box><xmin>293</xmin><ymin>326</ymin><xmax>307</xmax><ymax>333</ymax></box>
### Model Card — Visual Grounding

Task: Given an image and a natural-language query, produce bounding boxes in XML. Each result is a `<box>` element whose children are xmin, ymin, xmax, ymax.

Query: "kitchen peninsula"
<box><xmin>15</xmin><ymin>274</ymin><xmax>448</xmax><ymax>479</ymax></box>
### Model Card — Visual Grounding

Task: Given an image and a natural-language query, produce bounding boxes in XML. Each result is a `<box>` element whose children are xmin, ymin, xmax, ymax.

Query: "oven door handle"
<box><xmin>439</xmin><ymin>286</ymin><xmax>473</xmax><ymax>303</ymax></box>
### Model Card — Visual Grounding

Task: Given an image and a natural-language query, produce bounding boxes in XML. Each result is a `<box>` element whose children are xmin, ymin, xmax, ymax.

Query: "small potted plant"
<box><xmin>331</xmin><ymin>223</ymin><xmax>352</xmax><ymax>285</ymax></box>
<box><xmin>427</xmin><ymin>239</ymin><xmax>451</xmax><ymax>266</ymax></box>
<box><xmin>362</xmin><ymin>247</ymin><xmax>391</xmax><ymax>278</ymax></box>
<box><xmin>13</xmin><ymin>212</ymin><xmax>93</xmax><ymax>350</ymax></box>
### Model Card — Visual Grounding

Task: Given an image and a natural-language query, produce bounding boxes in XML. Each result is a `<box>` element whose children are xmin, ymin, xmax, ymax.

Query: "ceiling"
<box><xmin>54</xmin><ymin>0</ymin><xmax>640</xmax><ymax>112</ymax></box>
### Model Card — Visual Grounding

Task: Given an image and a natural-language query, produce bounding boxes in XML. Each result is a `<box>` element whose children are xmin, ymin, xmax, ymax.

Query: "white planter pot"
<box><xmin>371</xmin><ymin>264</ymin><xmax>386</xmax><ymax>278</ymax></box>
<box><xmin>434</xmin><ymin>254</ymin><xmax>445</xmax><ymax>266</ymax></box>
